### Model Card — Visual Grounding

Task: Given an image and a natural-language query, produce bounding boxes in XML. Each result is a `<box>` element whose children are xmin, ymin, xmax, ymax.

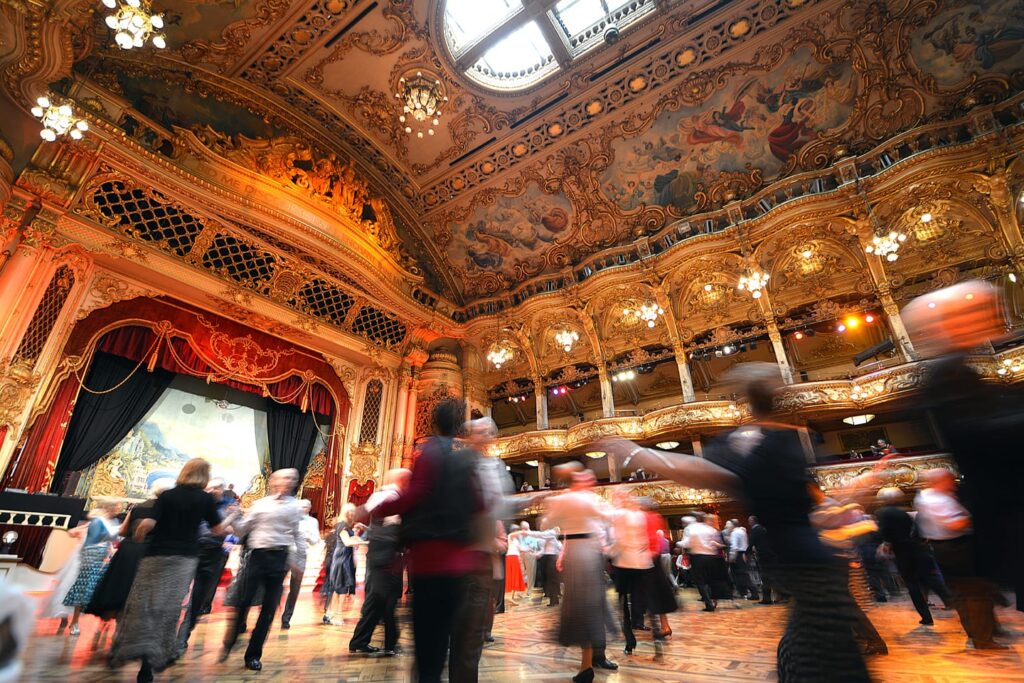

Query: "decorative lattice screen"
<box><xmin>91</xmin><ymin>181</ymin><xmax>203</xmax><ymax>256</ymax></box>
<box><xmin>12</xmin><ymin>265</ymin><xmax>75</xmax><ymax>367</ymax></box>
<box><xmin>358</xmin><ymin>379</ymin><xmax>384</xmax><ymax>444</ymax></box>
<box><xmin>292</xmin><ymin>279</ymin><xmax>355</xmax><ymax>326</ymax></box>
<box><xmin>351</xmin><ymin>306</ymin><xmax>407</xmax><ymax>348</ymax></box>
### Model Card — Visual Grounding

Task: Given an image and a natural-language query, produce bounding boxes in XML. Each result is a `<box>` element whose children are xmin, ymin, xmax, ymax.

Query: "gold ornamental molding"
<box><xmin>493</xmin><ymin>349</ymin><xmax>1024</xmax><ymax>461</ymax></box>
<box><xmin>509</xmin><ymin>453</ymin><xmax>956</xmax><ymax>513</ymax></box>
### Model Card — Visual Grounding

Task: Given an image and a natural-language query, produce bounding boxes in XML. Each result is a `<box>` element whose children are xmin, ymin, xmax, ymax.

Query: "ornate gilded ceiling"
<box><xmin>5</xmin><ymin>0</ymin><xmax>1024</xmax><ymax>307</ymax></box>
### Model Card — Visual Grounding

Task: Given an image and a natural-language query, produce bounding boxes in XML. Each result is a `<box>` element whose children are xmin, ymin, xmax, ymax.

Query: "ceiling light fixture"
<box><xmin>554</xmin><ymin>328</ymin><xmax>580</xmax><ymax>353</ymax></box>
<box><xmin>997</xmin><ymin>358</ymin><xmax>1023</xmax><ymax>376</ymax></box>
<box><xmin>655</xmin><ymin>441</ymin><xmax>680</xmax><ymax>449</ymax></box>
<box><xmin>737</xmin><ymin>269</ymin><xmax>769</xmax><ymax>298</ymax></box>
<box><xmin>30</xmin><ymin>96</ymin><xmax>88</xmax><ymax>141</ymax></box>
<box><xmin>843</xmin><ymin>414</ymin><xmax>875</xmax><ymax>426</ymax></box>
<box><xmin>623</xmin><ymin>303</ymin><xmax>664</xmax><ymax>328</ymax></box>
<box><xmin>102</xmin><ymin>0</ymin><xmax>166</xmax><ymax>49</ymax></box>
<box><xmin>525</xmin><ymin>460</ymin><xmax>539</xmax><ymax>467</ymax></box>
<box><xmin>396</xmin><ymin>70</ymin><xmax>447</xmax><ymax>139</ymax></box>
<box><xmin>487</xmin><ymin>345</ymin><xmax>512</xmax><ymax>369</ymax></box>
<box><xmin>859</xmin><ymin>181</ymin><xmax>907</xmax><ymax>262</ymax></box>
<box><xmin>612</xmin><ymin>369</ymin><xmax>636</xmax><ymax>382</ymax></box>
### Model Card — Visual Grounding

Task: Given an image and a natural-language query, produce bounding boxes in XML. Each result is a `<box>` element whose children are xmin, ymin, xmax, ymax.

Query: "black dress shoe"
<box><xmin>593</xmin><ymin>658</ymin><xmax>618</xmax><ymax>670</ymax></box>
<box><xmin>702</xmin><ymin>606</ymin><xmax>716</xmax><ymax>612</ymax></box>
<box><xmin>623</xmin><ymin>647</ymin><xmax>633</xmax><ymax>655</ymax></box>
<box><xmin>281</xmin><ymin>620</ymin><xmax>290</xmax><ymax>630</ymax></box>
<box><xmin>244</xmin><ymin>658</ymin><xmax>262</xmax><ymax>671</ymax></box>
<box><xmin>484</xmin><ymin>634</ymin><xmax>495</xmax><ymax>643</ymax></box>
<box><xmin>349</xmin><ymin>645</ymin><xmax>381</xmax><ymax>654</ymax></box>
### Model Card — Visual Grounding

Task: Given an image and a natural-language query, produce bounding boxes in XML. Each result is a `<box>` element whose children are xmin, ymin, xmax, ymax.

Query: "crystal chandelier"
<box><xmin>554</xmin><ymin>328</ymin><xmax>579</xmax><ymax>353</ymax></box>
<box><xmin>623</xmin><ymin>303</ymin><xmax>664</xmax><ymax>328</ymax></box>
<box><xmin>102</xmin><ymin>0</ymin><xmax>166</xmax><ymax>50</ymax></box>
<box><xmin>864</xmin><ymin>230</ymin><xmax>907</xmax><ymax>262</ymax></box>
<box><xmin>737</xmin><ymin>269</ymin><xmax>769</xmax><ymax>298</ymax></box>
<box><xmin>396</xmin><ymin>71</ymin><xmax>447</xmax><ymax>139</ymax></box>
<box><xmin>30</xmin><ymin>97</ymin><xmax>88</xmax><ymax>141</ymax></box>
<box><xmin>487</xmin><ymin>346</ymin><xmax>512</xmax><ymax>369</ymax></box>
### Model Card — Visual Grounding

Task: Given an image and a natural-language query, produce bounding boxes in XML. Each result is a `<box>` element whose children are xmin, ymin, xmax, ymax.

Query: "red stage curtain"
<box><xmin>347</xmin><ymin>479</ymin><xmax>375</xmax><ymax>507</ymax></box>
<box><xmin>1</xmin><ymin>375</ymin><xmax>79</xmax><ymax>492</ymax></box>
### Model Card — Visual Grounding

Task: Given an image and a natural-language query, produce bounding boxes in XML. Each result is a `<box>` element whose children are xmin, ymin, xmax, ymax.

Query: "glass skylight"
<box><xmin>443</xmin><ymin>0</ymin><xmax>655</xmax><ymax>91</ymax></box>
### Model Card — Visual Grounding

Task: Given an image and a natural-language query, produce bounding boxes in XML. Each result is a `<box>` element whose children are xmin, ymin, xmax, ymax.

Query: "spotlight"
<box><xmin>794</xmin><ymin>331</ymin><xmax>804</xmax><ymax>340</ymax></box>
<box><xmin>837</xmin><ymin>324</ymin><xmax>847</xmax><ymax>333</ymax></box>
<box><xmin>1011</xmin><ymin>273</ymin><xmax>1018</xmax><ymax>283</ymax></box>
<box><xmin>920</xmin><ymin>212</ymin><xmax>932</xmax><ymax>223</ymax></box>
<box><xmin>845</xmin><ymin>316</ymin><xmax>860</xmax><ymax>329</ymax></box>
<box><xmin>864</xmin><ymin>314</ymin><xmax>875</xmax><ymax>323</ymax></box>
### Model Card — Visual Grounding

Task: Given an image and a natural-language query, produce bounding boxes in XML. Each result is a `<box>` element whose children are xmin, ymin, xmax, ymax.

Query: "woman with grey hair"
<box><xmin>600</xmin><ymin>363</ymin><xmax>870</xmax><ymax>682</ymax></box>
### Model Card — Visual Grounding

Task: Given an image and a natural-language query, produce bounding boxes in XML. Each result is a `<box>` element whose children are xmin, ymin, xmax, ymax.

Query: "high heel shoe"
<box><xmin>572</xmin><ymin>667</ymin><xmax>595</xmax><ymax>683</ymax></box>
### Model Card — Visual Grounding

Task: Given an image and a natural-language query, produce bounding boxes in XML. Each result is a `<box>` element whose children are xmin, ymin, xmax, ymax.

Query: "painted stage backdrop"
<box><xmin>99</xmin><ymin>387</ymin><xmax>267</xmax><ymax>499</ymax></box>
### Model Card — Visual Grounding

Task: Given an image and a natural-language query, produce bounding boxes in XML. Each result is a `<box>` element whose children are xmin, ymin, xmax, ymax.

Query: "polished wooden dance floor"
<box><xmin>20</xmin><ymin>588</ymin><xmax>1024</xmax><ymax>681</ymax></box>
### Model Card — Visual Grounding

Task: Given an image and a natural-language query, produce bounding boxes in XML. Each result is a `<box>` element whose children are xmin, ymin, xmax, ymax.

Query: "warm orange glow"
<box><xmin>794</xmin><ymin>331</ymin><xmax>804</xmax><ymax>340</ymax></box>
<box><xmin>845</xmin><ymin>316</ymin><xmax>860</xmax><ymax>329</ymax></box>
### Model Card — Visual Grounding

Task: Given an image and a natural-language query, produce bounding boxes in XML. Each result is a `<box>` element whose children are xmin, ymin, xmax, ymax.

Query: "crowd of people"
<box><xmin>11</xmin><ymin>278</ymin><xmax>1023</xmax><ymax>683</ymax></box>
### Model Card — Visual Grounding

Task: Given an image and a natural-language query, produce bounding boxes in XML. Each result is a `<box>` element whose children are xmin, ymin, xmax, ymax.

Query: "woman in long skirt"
<box><xmin>505</xmin><ymin>524</ymin><xmax>527</xmax><ymax>603</ymax></box>
<box><xmin>109</xmin><ymin>459</ymin><xmax>232</xmax><ymax>683</ymax></box>
<box><xmin>541</xmin><ymin>468</ymin><xmax>615</xmax><ymax>683</ymax></box>
<box><xmin>62</xmin><ymin>500</ymin><xmax>122</xmax><ymax>635</ymax></box>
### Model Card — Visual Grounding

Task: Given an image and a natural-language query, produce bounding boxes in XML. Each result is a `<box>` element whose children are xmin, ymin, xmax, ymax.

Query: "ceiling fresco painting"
<box><xmin>601</xmin><ymin>47</ymin><xmax>857</xmax><ymax>214</ymax></box>
<box><xmin>7</xmin><ymin>0</ymin><xmax>1024</xmax><ymax>307</ymax></box>
<box><xmin>446</xmin><ymin>179</ymin><xmax>574</xmax><ymax>281</ymax></box>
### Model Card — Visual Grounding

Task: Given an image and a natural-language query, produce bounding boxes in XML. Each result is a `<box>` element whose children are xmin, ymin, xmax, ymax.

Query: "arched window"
<box><xmin>358</xmin><ymin>379</ymin><xmax>384</xmax><ymax>444</ymax></box>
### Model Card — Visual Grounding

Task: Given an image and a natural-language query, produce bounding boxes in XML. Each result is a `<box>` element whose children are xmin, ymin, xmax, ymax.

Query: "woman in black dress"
<box><xmin>86</xmin><ymin>480</ymin><xmax>174</xmax><ymax>622</ymax></box>
<box><xmin>600</xmin><ymin>364</ymin><xmax>870</xmax><ymax>683</ymax></box>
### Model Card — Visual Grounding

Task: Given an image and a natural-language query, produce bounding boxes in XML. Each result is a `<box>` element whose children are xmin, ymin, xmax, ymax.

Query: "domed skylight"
<box><xmin>443</xmin><ymin>0</ymin><xmax>656</xmax><ymax>91</ymax></box>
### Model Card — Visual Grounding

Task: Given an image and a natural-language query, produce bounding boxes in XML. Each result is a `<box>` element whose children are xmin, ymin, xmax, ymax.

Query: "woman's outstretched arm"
<box><xmin>597</xmin><ymin>437</ymin><xmax>743</xmax><ymax>496</ymax></box>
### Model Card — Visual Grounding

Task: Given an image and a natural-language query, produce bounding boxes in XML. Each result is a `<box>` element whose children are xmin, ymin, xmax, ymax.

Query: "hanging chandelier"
<box><xmin>623</xmin><ymin>303</ymin><xmax>664</xmax><ymax>328</ymax></box>
<box><xmin>487</xmin><ymin>345</ymin><xmax>512</xmax><ymax>369</ymax></box>
<box><xmin>554</xmin><ymin>328</ymin><xmax>580</xmax><ymax>353</ymax></box>
<box><xmin>737</xmin><ymin>269</ymin><xmax>769</xmax><ymax>298</ymax></box>
<box><xmin>102</xmin><ymin>0</ymin><xmax>166</xmax><ymax>50</ymax></box>
<box><xmin>396</xmin><ymin>71</ymin><xmax>447</xmax><ymax>139</ymax></box>
<box><xmin>30</xmin><ymin>96</ymin><xmax>88</xmax><ymax>141</ymax></box>
<box><xmin>864</xmin><ymin>230</ymin><xmax>907</xmax><ymax>262</ymax></box>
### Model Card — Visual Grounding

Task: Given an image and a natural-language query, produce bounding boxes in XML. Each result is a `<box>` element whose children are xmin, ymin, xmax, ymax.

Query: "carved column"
<box><xmin>598</xmin><ymin>366</ymin><xmax>615</xmax><ymax>418</ymax></box>
<box><xmin>537</xmin><ymin>459</ymin><xmax>550</xmax><ymax>488</ymax></box>
<box><xmin>607</xmin><ymin>452</ymin><xmax>621</xmax><ymax>483</ymax></box>
<box><xmin>878</xmin><ymin>287</ymin><xmax>916</xmax><ymax>362</ymax></box>
<box><xmin>402</xmin><ymin>369</ymin><xmax>419</xmax><ymax>467</ymax></box>
<box><xmin>391</xmin><ymin>367</ymin><xmax>411</xmax><ymax>469</ymax></box>
<box><xmin>766</xmin><ymin>321</ymin><xmax>795</xmax><ymax>385</ymax></box>
<box><xmin>534</xmin><ymin>375</ymin><xmax>549</xmax><ymax>430</ymax></box>
<box><xmin>0</xmin><ymin>225</ymin><xmax>56</xmax><ymax>361</ymax></box>
<box><xmin>0</xmin><ymin>136</ymin><xmax>13</xmax><ymax>218</ymax></box>
<box><xmin>796</xmin><ymin>426</ymin><xmax>816</xmax><ymax>464</ymax></box>
<box><xmin>672</xmin><ymin>342</ymin><xmax>696</xmax><ymax>403</ymax></box>
<box><xmin>691</xmin><ymin>437</ymin><xmax>704</xmax><ymax>458</ymax></box>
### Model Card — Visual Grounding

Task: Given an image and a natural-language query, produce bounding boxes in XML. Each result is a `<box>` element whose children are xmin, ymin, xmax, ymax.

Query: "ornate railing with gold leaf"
<box><xmin>508</xmin><ymin>453</ymin><xmax>956</xmax><ymax>513</ymax></box>
<box><xmin>494</xmin><ymin>348</ymin><xmax>1024</xmax><ymax>460</ymax></box>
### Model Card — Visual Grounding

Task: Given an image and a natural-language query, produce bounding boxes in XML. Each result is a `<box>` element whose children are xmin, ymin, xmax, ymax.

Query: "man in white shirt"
<box><xmin>533</xmin><ymin>526</ymin><xmax>563</xmax><ymax>606</ymax></box>
<box><xmin>280</xmin><ymin>499</ymin><xmax>320</xmax><ymax>629</ymax></box>
<box><xmin>681</xmin><ymin>513</ymin><xmax>724</xmax><ymax>611</ymax></box>
<box><xmin>221</xmin><ymin>468</ymin><xmax>306</xmax><ymax>671</ymax></box>
<box><xmin>727</xmin><ymin>522</ymin><xmax>759</xmax><ymax>601</ymax></box>
<box><xmin>611</xmin><ymin>493</ymin><xmax>655</xmax><ymax>653</ymax></box>
<box><xmin>914</xmin><ymin>469</ymin><xmax>1002</xmax><ymax>649</ymax></box>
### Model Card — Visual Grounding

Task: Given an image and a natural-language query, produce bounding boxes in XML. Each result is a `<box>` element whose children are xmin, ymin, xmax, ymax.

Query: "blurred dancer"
<box><xmin>749</xmin><ymin>516</ymin><xmax>780</xmax><ymax>604</ymax></box>
<box><xmin>349</xmin><ymin>469</ymin><xmax>411</xmax><ymax>655</ymax></box>
<box><xmin>177</xmin><ymin>479</ymin><xmax>234</xmax><ymax>649</ymax></box>
<box><xmin>62</xmin><ymin>499</ymin><xmax>122</xmax><ymax>635</ymax></box>
<box><xmin>903</xmin><ymin>279</ymin><xmax>1024</xmax><ymax>619</ymax></box>
<box><xmin>542</xmin><ymin>466</ymin><xmax>617</xmax><ymax>682</ymax></box>
<box><xmin>610</xmin><ymin>491</ymin><xmax>655</xmax><ymax>654</ymax></box>
<box><xmin>322</xmin><ymin>505</ymin><xmax>365</xmax><ymax>622</ymax></box>
<box><xmin>728</xmin><ymin>521</ymin><xmax>759</xmax><ymax>601</ymax></box>
<box><xmin>505</xmin><ymin>523</ymin><xmax>528</xmax><ymax>603</ymax></box>
<box><xmin>281</xmin><ymin>499</ymin><xmax>320</xmax><ymax>629</ymax></box>
<box><xmin>88</xmin><ymin>480</ymin><xmax>173</xmax><ymax>622</ymax></box>
<box><xmin>221</xmin><ymin>468</ymin><xmax>306</xmax><ymax>671</ymax></box>
<box><xmin>536</xmin><ymin>525</ymin><xmax>563</xmax><ymax>606</ymax></box>
<box><xmin>641</xmin><ymin>500</ymin><xmax>677</xmax><ymax>637</ymax></box>
<box><xmin>682</xmin><ymin>513</ymin><xmax>728</xmax><ymax>611</ymax></box>
<box><xmin>875</xmin><ymin>487</ymin><xmax>950</xmax><ymax>625</ymax></box>
<box><xmin>110</xmin><ymin>459</ymin><xmax>230</xmax><ymax>683</ymax></box>
<box><xmin>361</xmin><ymin>398</ymin><xmax>484</xmax><ymax>683</ymax></box>
<box><xmin>600</xmin><ymin>364</ymin><xmax>871</xmax><ymax>682</ymax></box>
<box><xmin>0</xmin><ymin>582</ymin><xmax>34</xmax><ymax>683</ymax></box>
<box><xmin>915</xmin><ymin>469</ymin><xmax>1001</xmax><ymax>648</ymax></box>
<box><xmin>519</xmin><ymin>522</ymin><xmax>542</xmax><ymax>595</ymax></box>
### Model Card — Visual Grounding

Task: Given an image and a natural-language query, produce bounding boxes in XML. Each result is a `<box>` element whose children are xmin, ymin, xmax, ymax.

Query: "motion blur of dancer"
<box><xmin>541</xmin><ymin>465</ymin><xmax>617</xmax><ymax>683</ymax></box>
<box><xmin>348</xmin><ymin>468</ymin><xmax>411</xmax><ymax>655</ymax></box>
<box><xmin>220</xmin><ymin>468</ymin><xmax>306</xmax><ymax>671</ymax></box>
<box><xmin>902</xmin><ymin>279</ymin><xmax>1024</xmax><ymax>625</ymax></box>
<box><xmin>360</xmin><ymin>398</ymin><xmax>484</xmax><ymax>683</ymax></box>
<box><xmin>61</xmin><ymin>499</ymin><xmax>122</xmax><ymax>636</ymax></box>
<box><xmin>109</xmin><ymin>458</ymin><xmax>231</xmax><ymax>683</ymax></box>
<box><xmin>600</xmin><ymin>364</ymin><xmax>871</xmax><ymax>682</ymax></box>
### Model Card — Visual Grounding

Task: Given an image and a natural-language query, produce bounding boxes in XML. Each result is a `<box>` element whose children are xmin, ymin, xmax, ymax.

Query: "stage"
<box><xmin>20</xmin><ymin>587</ymin><xmax>1024</xmax><ymax>682</ymax></box>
